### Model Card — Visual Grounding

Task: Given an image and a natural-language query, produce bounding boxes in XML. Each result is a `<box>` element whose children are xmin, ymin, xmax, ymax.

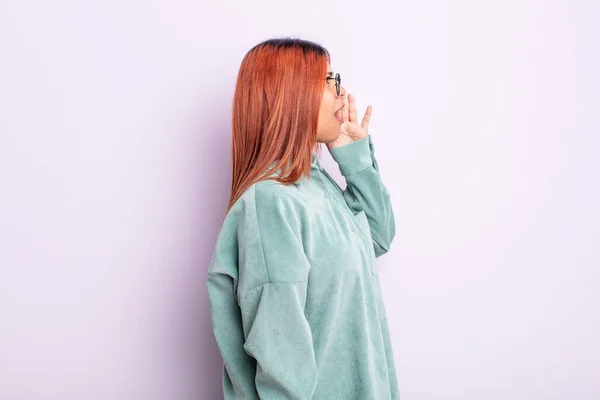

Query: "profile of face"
<box><xmin>316</xmin><ymin>63</ymin><xmax>346</xmax><ymax>143</ymax></box>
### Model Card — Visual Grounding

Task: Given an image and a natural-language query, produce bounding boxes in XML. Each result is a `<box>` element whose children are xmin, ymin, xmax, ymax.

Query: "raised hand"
<box><xmin>326</xmin><ymin>93</ymin><xmax>372</xmax><ymax>151</ymax></box>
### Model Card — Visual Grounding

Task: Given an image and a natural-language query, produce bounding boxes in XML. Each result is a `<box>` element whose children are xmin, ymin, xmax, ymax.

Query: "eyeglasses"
<box><xmin>326</xmin><ymin>72</ymin><xmax>342</xmax><ymax>96</ymax></box>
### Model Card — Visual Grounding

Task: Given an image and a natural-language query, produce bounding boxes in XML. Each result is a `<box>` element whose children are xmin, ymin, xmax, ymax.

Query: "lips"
<box><xmin>334</xmin><ymin>106</ymin><xmax>344</xmax><ymax>122</ymax></box>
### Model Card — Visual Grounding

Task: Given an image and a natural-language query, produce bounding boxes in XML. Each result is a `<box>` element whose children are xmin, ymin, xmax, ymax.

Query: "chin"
<box><xmin>317</xmin><ymin>130</ymin><xmax>340</xmax><ymax>144</ymax></box>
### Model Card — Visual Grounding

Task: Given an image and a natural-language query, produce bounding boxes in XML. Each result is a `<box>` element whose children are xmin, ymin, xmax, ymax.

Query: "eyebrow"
<box><xmin>327</xmin><ymin>71</ymin><xmax>335</xmax><ymax>77</ymax></box>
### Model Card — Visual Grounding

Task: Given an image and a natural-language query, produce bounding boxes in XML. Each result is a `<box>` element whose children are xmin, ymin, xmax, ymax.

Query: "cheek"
<box><xmin>321</xmin><ymin>89</ymin><xmax>336</xmax><ymax>110</ymax></box>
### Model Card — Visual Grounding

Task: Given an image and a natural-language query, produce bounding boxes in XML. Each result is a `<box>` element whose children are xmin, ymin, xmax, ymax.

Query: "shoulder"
<box><xmin>210</xmin><ymin>178</ymin><xmax>311</xmax><ymax>291</ymax></box>
<box><xmin>229</xmin><ymin>178</ymin><xmax>307</xmax><ymax>221</ymax></box>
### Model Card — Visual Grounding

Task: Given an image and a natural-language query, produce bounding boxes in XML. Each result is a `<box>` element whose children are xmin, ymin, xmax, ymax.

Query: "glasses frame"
<box><xmin>326</xmin><ymin>72</ymin><xmax>342</xmax><ymax>96</ymax></box>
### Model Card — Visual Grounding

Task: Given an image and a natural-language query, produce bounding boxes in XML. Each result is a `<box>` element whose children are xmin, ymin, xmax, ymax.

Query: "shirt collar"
<box><xmin>311</xmin><ymin>151</ymin><xmax>320</xmax><ymax>169</ymax></box>
<box><xmin>263</xmin><ymin>153</ymin><xmax>320</xmax><ymax>186</ymax></box>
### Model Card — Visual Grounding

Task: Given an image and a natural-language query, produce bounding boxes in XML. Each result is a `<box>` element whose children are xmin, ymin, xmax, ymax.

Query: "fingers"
<box><xmin>345</xmin><ymin>93</ymin><xmax>372</xmax><ymax>131</ymax></box>
<box><xmin>348</xmin><ymin>93</ymin><xmax>357</xmax><ymax>123</ymax></box>
<box><xmin>361</xmin><ymin>105</ymin><xmax>372</xmax><ymax>130</ymax></box>
<box><xmin>342</xmin><ymin>95</ymin><xmax>349</xmax><ymax>122</ymax></box>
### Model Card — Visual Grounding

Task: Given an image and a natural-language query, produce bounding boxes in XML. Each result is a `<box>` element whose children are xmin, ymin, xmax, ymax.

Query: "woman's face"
<box><xmin>316</xmin><ymin>63</ymin><xmax>346</xmax><ymax>143</ymax></box>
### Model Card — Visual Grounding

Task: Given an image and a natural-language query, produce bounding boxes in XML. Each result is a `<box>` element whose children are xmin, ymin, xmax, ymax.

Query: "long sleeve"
<box><xmin>240</xmin><ymin>281</ymin><xmax>317</xmax><ymax>399</ymax></box>
<box><xmin>206</xmin><ymin>185</ymin><xmax>318</xmax><ymax>399</ymax></box>
<box><xmin>328</xmin><ymin>135</ymin><xmax>396</xmax><ymax>257</ymax></box>
<box><xmin>206</xmin><ymin>265</ymin><xmax>259</xmax><ymax>399</ymax></box>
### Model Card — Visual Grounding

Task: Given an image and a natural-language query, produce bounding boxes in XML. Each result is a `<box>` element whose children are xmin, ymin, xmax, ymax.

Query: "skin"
<box><xmin>316</xmin><ymin>63</ymin><xmax>373</xmax><ymax>151</ymax></box>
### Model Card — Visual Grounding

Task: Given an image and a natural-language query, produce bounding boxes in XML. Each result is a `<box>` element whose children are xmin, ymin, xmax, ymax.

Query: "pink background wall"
<box><xmin>1</xmin><ymin>0</ymin><xmax>598</xmax><ymax>398</ymax></box>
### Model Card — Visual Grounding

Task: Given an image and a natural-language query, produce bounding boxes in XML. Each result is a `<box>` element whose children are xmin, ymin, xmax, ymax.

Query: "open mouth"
<box><xmin>334</xmin><ymin>107</ymin><xmax>344</xmax><ymax>122</ymax></box>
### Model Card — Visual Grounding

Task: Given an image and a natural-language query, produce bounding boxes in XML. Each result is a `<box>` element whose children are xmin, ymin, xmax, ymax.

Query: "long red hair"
<box><xmin>227</xmin><ymin>37</ymin><xmax>330</xmax><ymax>214</ymax></box>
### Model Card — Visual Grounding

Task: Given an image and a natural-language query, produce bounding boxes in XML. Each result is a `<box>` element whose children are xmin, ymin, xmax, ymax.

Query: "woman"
<box><xmin>206</xmin><ymin>37</ymin><xmax>400</xmax><ymax>399</ymax></box>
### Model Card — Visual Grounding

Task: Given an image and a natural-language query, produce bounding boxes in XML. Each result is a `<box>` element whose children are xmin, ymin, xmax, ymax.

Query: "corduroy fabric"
<box><xmin>206</xmin><ymin>135</ymin><xmax>400</xmax><ymax>399</ymax></box>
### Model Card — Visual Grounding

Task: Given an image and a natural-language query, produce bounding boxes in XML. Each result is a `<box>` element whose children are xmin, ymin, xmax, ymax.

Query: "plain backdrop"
<box><xmin>1</xmin><ymin>0</ymin><xmax>598</xmax><ymax>399</ymax></box>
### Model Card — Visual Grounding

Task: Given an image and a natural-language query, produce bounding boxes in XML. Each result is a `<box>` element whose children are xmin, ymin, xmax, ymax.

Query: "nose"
<box><xmin>338</xmin><ymin>86</ymin><xmax>347</xmax><ymax>98</ymax></box>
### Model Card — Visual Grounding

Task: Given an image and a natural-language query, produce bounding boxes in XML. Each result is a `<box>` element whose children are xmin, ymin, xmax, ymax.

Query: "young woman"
<box><xmin>206</xmin><ymin>37</ymin><xmax>399</xmax><ymax>399</ymax></box>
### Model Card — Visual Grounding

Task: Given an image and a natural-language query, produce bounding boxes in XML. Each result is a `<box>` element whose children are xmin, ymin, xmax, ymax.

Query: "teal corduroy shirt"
<box><xmin>206</xmin><ymin>135</ymin><xmax>400</xmax><ymax>399</ymax></box>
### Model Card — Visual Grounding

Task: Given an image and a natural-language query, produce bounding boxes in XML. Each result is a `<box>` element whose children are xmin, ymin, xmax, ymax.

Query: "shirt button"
<box><xmin>324</xmin><ymin>192</ymin><xmax>330</xmax><ymax>198</ymax></box>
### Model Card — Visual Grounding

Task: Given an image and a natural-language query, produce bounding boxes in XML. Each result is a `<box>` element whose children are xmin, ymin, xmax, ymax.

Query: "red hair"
<box><xmin>227</xmin><ymin>37</ymin><xmax>331</xmax><ymax>214</ymax></box>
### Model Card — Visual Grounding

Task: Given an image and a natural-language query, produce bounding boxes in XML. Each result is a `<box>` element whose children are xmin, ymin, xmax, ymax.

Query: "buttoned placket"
<box><xmin>317</xmin><ymin>163</ymin><xmax>375</xmax><ymax>275</ymax></box>
<box><xmin>311</xmin><ymin>153</ymin><xmax>360</xmax><ymax>236</ymax></box>
<box><xmin>313</xmin><ymin>167</ymin><xmax>335</xmax><ymax>200</ymax></box>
